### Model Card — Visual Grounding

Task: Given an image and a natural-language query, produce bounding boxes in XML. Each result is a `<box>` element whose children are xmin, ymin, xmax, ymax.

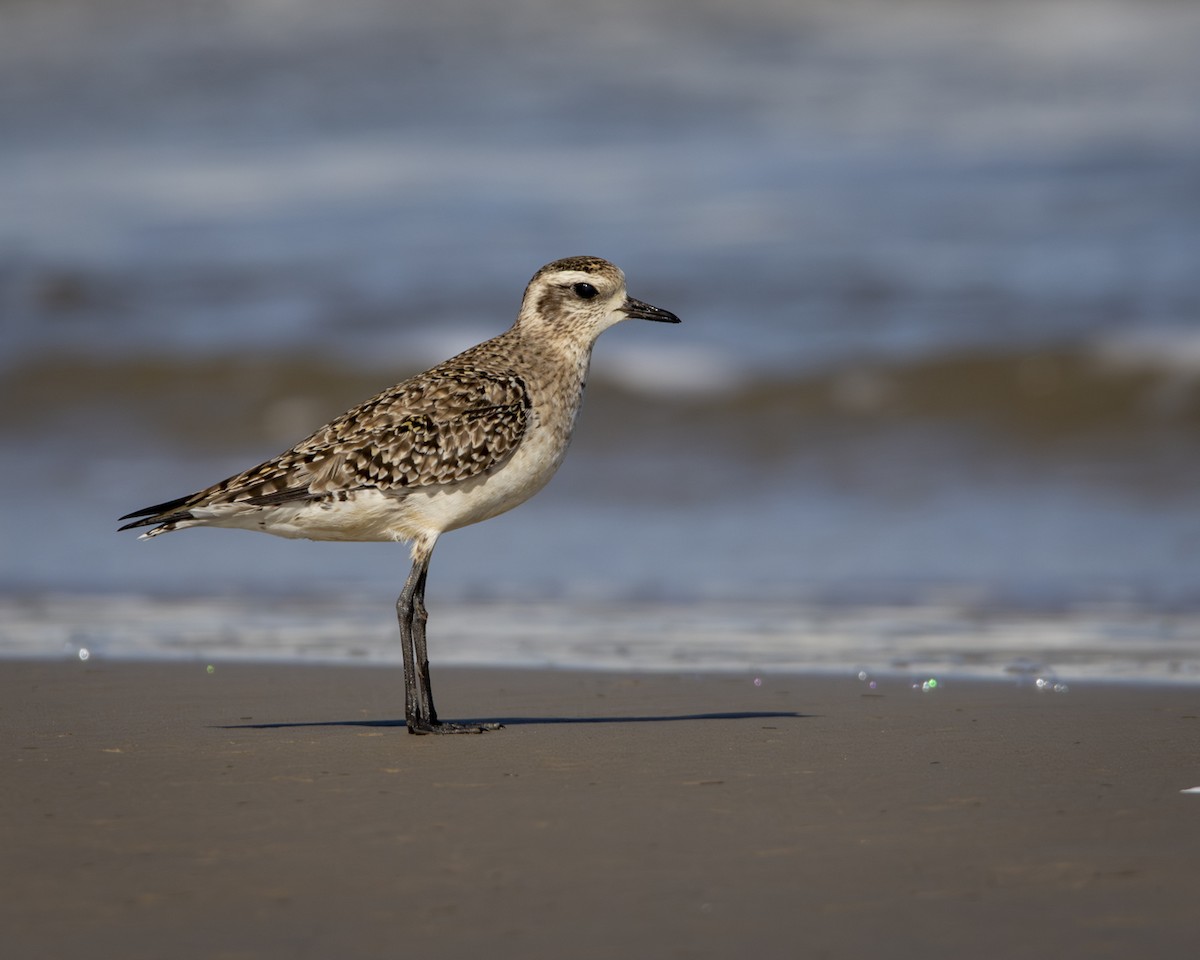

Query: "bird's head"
<box><xmin>516</xmin><ymin>256</ymin><xmax>680</xmax><ymax>342</ymax></box>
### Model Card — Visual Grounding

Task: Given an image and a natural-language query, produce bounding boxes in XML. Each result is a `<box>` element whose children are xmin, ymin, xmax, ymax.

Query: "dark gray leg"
<box><xmin>396</xmin><ymin>544</ymin><xmax>500</xmax><ymax>735</ymax></box>
<box><xmin>396</xmin><ymin>553</ymin><xmax>428</xmax><ymax>725</ymax></box>
<box><xmin>409</xmin><ymin>561</ymin><xmax>436</xmax><ymax>723</ymax></box>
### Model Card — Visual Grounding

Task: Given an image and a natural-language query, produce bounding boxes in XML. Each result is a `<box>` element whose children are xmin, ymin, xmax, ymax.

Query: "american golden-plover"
<box><xmin>119</xmin><ymin>256</ymin><xmax>680</xmax><ymax>734</ymax></box>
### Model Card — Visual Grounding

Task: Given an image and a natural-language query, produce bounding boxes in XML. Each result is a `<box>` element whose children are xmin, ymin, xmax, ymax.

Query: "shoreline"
<box><xmin>4</xmin><ymin>591</ymin><xmax>1198</xmax><ymax>686</ymax></box>
<box><xmin>4</xmin><ymin>660</ymin><xmax>1199</xmax><ymax>958</ymax></box>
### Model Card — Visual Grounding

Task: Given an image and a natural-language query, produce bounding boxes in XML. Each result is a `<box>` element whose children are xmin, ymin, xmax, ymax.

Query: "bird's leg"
<box><xmin>396</xmin><ymin>553</ymin><xmax>427</xmax><ymax>726</ymax></box>
<box><xmin>397</xmin><ymin>545</ymin><xmax>501</xmax><ymax>735</ymax></box>
<box><xmin>409</xmin><ymin>561</ymin><xmax>436</xmax><ymax>724</ymax></box>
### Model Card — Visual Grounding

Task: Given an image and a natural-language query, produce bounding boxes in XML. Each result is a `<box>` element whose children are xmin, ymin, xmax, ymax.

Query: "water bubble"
<box><xmin>77</xmin><ymin>648</ymin><xmax>90</xmax><ymax>662</ymax></box>
<box><xmin>918</xmin><ymin>678</ymin><xmax>939</xmax><ymax>693</ymax></box>
<box><xmin>753</xmin><ymin>677</ymin><xmax>762</xmax><ymax>687</ymax></box>
<box><xmin>857</xmin><ymin>670</ymin><xmax>870</xmax><ymax>682</ymax></box>
<box><xmin>206</xmin><ymin>664</ymin><xmax>215</xmax><ymax>675</ymax></box>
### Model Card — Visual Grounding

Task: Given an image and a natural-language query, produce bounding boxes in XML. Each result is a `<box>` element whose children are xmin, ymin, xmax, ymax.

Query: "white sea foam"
<box><xmin>3</xmin><ymin>593</ymin><xmax>1197</xmax><ymax>686</ymax></box>
<box><xmin>1091</xmin><ymin>326</ymin><xmax>1200</xmax><ymax>377</ymax></box>
<box><xmin>598</xmin><ymin>343</ymin><xmax>747</xmax><ymax>396</ymax></box>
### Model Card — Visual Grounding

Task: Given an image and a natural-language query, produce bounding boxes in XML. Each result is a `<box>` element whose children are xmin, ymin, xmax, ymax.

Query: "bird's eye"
<box><xmin>572</xmin><ymin>282</ymin><xmax>599</xmax><ymax>300</ymax></box>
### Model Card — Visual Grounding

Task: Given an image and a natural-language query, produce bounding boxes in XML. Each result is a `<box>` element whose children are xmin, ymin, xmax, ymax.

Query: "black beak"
<box><xmin>623</xmin><ymin>296</ymin><xmax>681</xmax><ymax>324</ymax></box>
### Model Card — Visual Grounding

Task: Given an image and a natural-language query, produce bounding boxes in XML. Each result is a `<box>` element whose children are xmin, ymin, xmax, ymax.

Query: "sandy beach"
<box><xmin>3</xmin><ymin>659</ymin><xmax>1197</xmax><ymax>959</ymax></box>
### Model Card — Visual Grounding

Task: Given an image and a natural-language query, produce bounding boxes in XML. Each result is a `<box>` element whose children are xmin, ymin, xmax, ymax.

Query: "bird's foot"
<box><xmin>407</xmin><ymin>719</ymin><xmax>503</xmax><ymax>735</ymax></box>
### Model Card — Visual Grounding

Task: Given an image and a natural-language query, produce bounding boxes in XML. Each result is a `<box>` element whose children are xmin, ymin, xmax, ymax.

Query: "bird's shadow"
<box><xmin>217</xmin><ymin>710</ymin><xmax>808</xmax><ymax>730</ymax></box>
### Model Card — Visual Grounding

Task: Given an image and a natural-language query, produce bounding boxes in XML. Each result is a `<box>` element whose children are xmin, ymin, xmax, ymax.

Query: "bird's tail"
<box><xmin>117</xmin><ymin>494</ymin><xmax>198</xmax><ymax>538</ymax></box>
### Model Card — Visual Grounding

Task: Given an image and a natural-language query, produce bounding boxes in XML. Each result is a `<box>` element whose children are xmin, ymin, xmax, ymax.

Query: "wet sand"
<box><xmin>3</xmin><ymin>660</ymin><xmax>1197</xmax><ymax>959</ymax></box>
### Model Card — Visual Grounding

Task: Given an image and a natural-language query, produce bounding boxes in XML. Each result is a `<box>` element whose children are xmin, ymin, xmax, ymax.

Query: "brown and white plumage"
<box><xmin>119</xmin><ymin>356</ymin><xmax>536</xmax><ymax>545</ymax></box>
<box><xmin>119</xmin><ymin>256</ymin><xmax>680</xmax><ymax>733</ymax></box>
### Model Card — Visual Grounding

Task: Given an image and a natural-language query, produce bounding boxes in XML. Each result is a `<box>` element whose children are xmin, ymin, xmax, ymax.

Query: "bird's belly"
<box><xmin>410</xmin><ymin>426</ymin><xmax>569</xmax><ymax>535</ymax></box>
<box><xmin>199</xmin><ymin>490</ymin><xmax>419</xmax><ymax>542</ymax></box>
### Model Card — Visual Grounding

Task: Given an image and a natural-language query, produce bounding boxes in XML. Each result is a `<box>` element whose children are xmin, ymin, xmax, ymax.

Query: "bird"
<box><xmin>118</xmin><ymin>256</ymin><xmax>680</xmax><ymax>734</ymax></box>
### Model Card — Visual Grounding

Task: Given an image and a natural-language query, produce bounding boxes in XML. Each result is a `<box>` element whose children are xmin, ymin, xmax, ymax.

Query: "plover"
<box><xmin>119</xmin><ymin>256</ymin><xmax>680</xmax><ymax>734</ymax></box>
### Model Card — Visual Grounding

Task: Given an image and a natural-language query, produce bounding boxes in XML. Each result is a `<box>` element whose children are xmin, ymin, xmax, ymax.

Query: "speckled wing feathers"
<box><xmin>273</xmin><ymin>364</ymin><xmax>532</xmax><ymax>495</ymax></box>
<box><xmin>121</xmin><ymin>353</ymin><xmax>532</xmax><ymax>528</ymax></box>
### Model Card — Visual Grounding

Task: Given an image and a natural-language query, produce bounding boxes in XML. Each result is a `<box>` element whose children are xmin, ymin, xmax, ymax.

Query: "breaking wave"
<box><xmin>5</xmin><ymin>331</ymin><xmax>1198</xmax><ymax>458</ymax></box>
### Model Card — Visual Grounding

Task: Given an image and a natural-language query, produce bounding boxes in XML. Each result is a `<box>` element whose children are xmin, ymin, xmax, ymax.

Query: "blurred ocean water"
<box><xmin>1</xmin><ymin>0</ymin><xmax>1198</xmax><ymax>675</ymax></box>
